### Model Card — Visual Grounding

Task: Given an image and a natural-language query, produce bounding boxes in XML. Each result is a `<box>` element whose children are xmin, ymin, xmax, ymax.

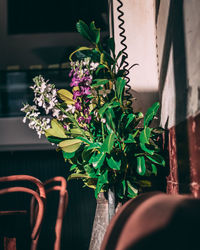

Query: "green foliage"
<box><xmin>42</xmin><ymin>20</ymin><xmax>166</xmax><ymax>201</ymax></box>
<box><xmin>76</xmin><ymin>20</ymin><xmax>100</xmax><ymax>45</ymax></box>
<box><xmin>45</xmin><ymin>119</ymin><xmax>67</xmax><ymax>138</ymax></box>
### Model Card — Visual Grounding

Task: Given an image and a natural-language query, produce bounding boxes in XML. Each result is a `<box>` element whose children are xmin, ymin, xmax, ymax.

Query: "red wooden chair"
<box><xmin>0</xmin><ymin>175</ymin><xmax>46</xmax><ymax>250</ymax></box>
<box><xmin>32</xmin><ymin>176</ymin><xmax>68</xmax><ymax>250</ymax></box>
<box><xmin>101</xmin><ymin>192</ymin><xmax>200</xmax><ymax>250</ymax></box>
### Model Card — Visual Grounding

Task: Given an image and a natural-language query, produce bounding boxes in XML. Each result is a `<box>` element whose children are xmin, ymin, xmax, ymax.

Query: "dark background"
<box><xmin>8</xmin><ymin>0</ymin><xmax>108</xmax><ymax>34</ymax></box>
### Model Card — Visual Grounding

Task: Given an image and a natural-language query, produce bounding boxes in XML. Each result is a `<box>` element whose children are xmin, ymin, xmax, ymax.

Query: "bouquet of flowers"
<box><xmin>21</xmin><ymin>20</ymin><xmax>165</xmax><ymax>200</ymax></box>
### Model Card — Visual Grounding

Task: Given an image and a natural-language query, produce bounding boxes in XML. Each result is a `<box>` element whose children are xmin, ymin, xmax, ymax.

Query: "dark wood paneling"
<box><xmin>168</xmin><ymin>112</ymin><xmax>200</xmax><ymax>198</ymax></box>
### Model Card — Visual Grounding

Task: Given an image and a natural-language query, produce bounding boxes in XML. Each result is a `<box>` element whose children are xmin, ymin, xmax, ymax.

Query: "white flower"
<box><xmin>21</xmin><ymin>103</ymin><xmax>51</xmax><ymax>139</ymax></box>
<box><xmin>32</xmin><ymin>75</ymin><xmax>58</xmax><ymax>114</ymax></box>
<box><xmin>52</xmin><ymin>108</ymin><xmax>60</xmax><ymax>118</ymax></box>
<box><xmin>65</xmin><ymin>105</ymin><xmax>76</xmax><ymax>114</ymax></box>
<box><xmin>101</xmin><ymin>118</ymin><xmax>106</xmax><ymax>123</ymax></box>
<box><xmin>90</xmin><ymin>62</ymin><xmax>99</xmax><ymax>71</ymax></box>
<box><xmin>23</xmin><ymin>117</ymin><xmax>27</xmax><ymax>123</ymax></box>
<box><xmin>83</xmin><ymin>57</ymin><xmax>90</xmax><ymax>66</ymax></box>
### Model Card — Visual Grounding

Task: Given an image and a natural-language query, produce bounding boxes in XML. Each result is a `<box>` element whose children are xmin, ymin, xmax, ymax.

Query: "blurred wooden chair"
<box><xmin>101</xmin><ymin>192</ymin><xmax>200</xmax><ymax>250</ymax></box>
<box><xmin>32</xmin><ymin>176</ymin><xmax>68</xmax><ymax>250</ymax></box>
<box><xmin>0</xmin><ymin>175</ymin><xmax>46</xmax><ymax>250</ymax></box>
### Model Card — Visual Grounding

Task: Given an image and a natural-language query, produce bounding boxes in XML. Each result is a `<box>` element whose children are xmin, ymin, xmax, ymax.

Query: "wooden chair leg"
<box><xmin>4</xmin><ymin>237</ymin><xmax>16</xmax><ymax>250</ymax></box>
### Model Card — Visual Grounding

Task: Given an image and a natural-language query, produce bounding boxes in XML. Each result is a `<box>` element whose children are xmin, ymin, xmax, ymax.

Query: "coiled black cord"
<box><xmin>116</xmin><ymin>0</ymin><xmax>133</xmax><ymax>108</ymax></box>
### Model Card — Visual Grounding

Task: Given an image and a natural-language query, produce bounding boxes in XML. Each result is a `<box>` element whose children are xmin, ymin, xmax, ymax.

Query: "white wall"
<box><xmin>157</xmin><ymin>0</ymin><xmax>200</xmax><ymax>129</ymax></box>
<box><xmin>0</xmin><ymin>117</ymin><xmax>54</xmax><ymax>151</ymax></box>
<box><xmin>112</xmin><ymin>0</ymin><xmax>158</xmax><ymax>113</ymax></box>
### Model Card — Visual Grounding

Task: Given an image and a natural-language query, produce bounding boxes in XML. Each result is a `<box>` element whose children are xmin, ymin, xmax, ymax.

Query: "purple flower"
<box><xmin>84</xmin><ymin>98</ymin><xmax>90</xmax><ymax>104</ymax></box>
<box><xmin>75</xmin><ymin>101</ymin><xmax>82</xmax><ymax>111</ymax></box>
<box><xmin>78</xmin><ymin>116</ymin><xmax>85</xmax><ymax>123</ymax></box>
<box><xmin>83</xmin><ymin>108</ymin><xmax>89</xmax><ymax>115</ymax></box>
<box><xmin>80</xmin><ymin>86</ymin><xmax>91</xmax><ymax>96</ymax></box>
<box><xmin>73</xmin><ymin>90</ymin><xmax>81</xmax><ymax>100</ymax></box>
<box><xmin>81</xmin><ymin>75</ymin><xmax>92</xmax><ymax>84</ymax></box>
<box><xmin>85</xmin><ymin>115</ymin><xmax>92</xmax><ymax>124</ymax></box>
<box><xmin>69</xmin><ymin>69</ymin><xmax>74</xmax><ymax>78</ymax></box>
<box><xmin>70</xmin><ymin>77</ymin><xmax>80</xmax><ymax>87</ymax></box>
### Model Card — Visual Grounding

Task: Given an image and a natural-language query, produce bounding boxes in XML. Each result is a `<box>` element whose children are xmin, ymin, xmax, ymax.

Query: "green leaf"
<box><xmin>144</xmin><ymin>102</ymin><xmax>160</xmax><ymax>127</ymax></box>
<box><xmin>127</xmin><ymin>180</ymin><xmax>138</xmax><ymax>198</ymax></box>
<box><xmin>95</xmin><ymin>170</ymin><xmax>108</xmax><ymax>198</ymax></box>
<box><xmin>106</xmin><ymin>123</ymin><xmax>114</xmax><ymax>135</ymax></box>
<box><xmin>95</xmin><ymin>64</ymin><xmax>106</xmax><ymax>75</ymax></box>
<box><xmin>136</xmin><ymin>112</ymin><xmax>144</xmax><ymax>120</ymax></box>
<box><xmin>47</xmin><ymin>136</ymin><xmax>64</xmax><ymax>144</ymax></box>
<box><xmin>76</xmin><ymin>136</ymin><xmax>93</xmax><ymax>145</ymax></box>
<box><xmin>98</xmin><ymin>102</ymin><xmax>110</xmax><ymax>116</ymax></box>
<box><xmin>125</xmin><ymin>113</ymin><xmax>136</xmax><ymax>129</ymax></box>
<box><xmin>124</xmin><ymin>134</ymin><xmax>136</xmax><ymax>143</ymax></box>
<box><xmin>84</xmin><ymin>165</ymin><xmax>97</xmax><ymax>178</ymax></box>
<box><xmin>57</xmin><ymin>89</ymin><xmax>75</xmax><ymax>105</ymax></box>
<box><xmin>105</xmin><ymin>108</ymin><xmax>116</xmax><ymax>131</ymax></box>
<box><xmin>139</xmin><ymin>127</ymin><xmax>154</xmax><ymax>155</ymax></box>
<box><xmin>132</xmin><ymin>129</ymin><xmax>140</xmax><ymax>138</ymax></box>
<box><xmin>103</xmin><ymin>50</ymin><xmax>115</xmax><ymax>65</ymax></box>
<box><xmin>151</xmin><ymin>163</ymin><xmax>157</xmax><ymax>175</ymax></box>
<box><xmin>120</xmin><ymin>113</ymin><xmax>126</xmax><ymax>123</ymax></box>
<box><xmin>139</xmin><ymin>127</ymin><xmax>152</xmax><ymax>144</ymax></box>
<box><xmin>116</xmin><ymin>180</ymin><xmax>126</xmax><ymax>199</ymax></box>
<box><xmin>121</xmin><ymin>179</ymin><xmax>126</xmax><ymax>195</ymax></box>
<box><xmin>68</xmin><ymin>173</ymin><xmax>89</xmax><ymax>181</ymax></box>
<box><xmin>111</xmin><ymin>102</ymin><xmax>121</xmax><ymax>108</ymax></box>
<box><xmin>76</xmin><ymin>20</ymin><xmax>94</xmax><ymax>43</ymax></box>
<box><xmin>59</xmin><ymin>139</ymin><xmax>82</xmax><ymax>153</ymax></box>
<box><xmin>136</xmin><ymin>156</ymin><xmax>146</xmax><ymax>176</ymax></box>
<box><xmin>82</xmin><ymin>149</ymin><xmax>92</xmax><ymax>163</ymax></box>
<box><xmin>101</xmin><ymin>133</ymin><xmax>115</xmax><ymax>154</ymax></box>
<box><xmin>92</xmin><ymin>79</ymin><xmax>109</xmax><ymax>87</ymax></box>
<box><xmin>107</xmin><ymin>37</ymin><xmax>115</xmax><ymax>56</ymax></box>
<box><xmin>45</xmin><ymin>119</ymin><xmax>67</xmax><ymax>139</ymax></box>
<box><xmin>106</xmin><ymin>157</ymin><xmax>121</xmax><ymax>170</ymax></box>
<box><xmin>69</xmin><ymin>164</ymin><xmax>77</xmax><ymax>171</ymax></box>
<box><xmin>116</xmin><ymin>77</ymin><xmax>126</xmax><ymax>104</ymax></box>
<box><xmin>146</xmin><ymin>154</ymin><xmax>165</xmax><ymax>166</ymax></box>
<box><xmin>90</xmin><ymin>21</ymin><xmax>100</xmax><ymax>44</ymax></box>
<box><xmin>91</xmin><ymin>152</ymin><xmax>106</xmax><ymax>169</ymax></box>
<box><xmin>86</xmin><ymin>142</ymin><xmax>102</xmax><ymax>150</ymax></box>
<box><xmin>69</xmin><ymin>46</ymin><xmax>92</xmax><ymax>61</ymax></box>
<box><xmin>62</xmin><ymin>151</ymin><xmax>76</xmax><ymax>160</ymax></box>
<box><xmin>115</xmin><ymin>50</ymin><xmax>123</xmax><ymax>62</ymax></box>
<box><xmin>69</xmin><ymin>128</ymin><xmax>84</xmax><ymax>136</ymax></box>
<box><xmin>119</xmin><ymin>55</ymin><xmax>127</xmax><ymax>68</ymax></box>
<box><xmin>100</xmin><ymin>53</ymin><xmax>105</xmax><ymax>65</ymax></box>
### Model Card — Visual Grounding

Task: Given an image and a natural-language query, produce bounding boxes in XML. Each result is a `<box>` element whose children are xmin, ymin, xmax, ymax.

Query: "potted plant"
<box><xmin>21</xmin><ymin>20</ymin><xmax>165</xmax><ymax>249</ymax></box>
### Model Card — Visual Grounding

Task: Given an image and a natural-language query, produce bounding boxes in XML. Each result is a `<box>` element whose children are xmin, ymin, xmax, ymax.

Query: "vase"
<box><xmin>89</xmin><ymin>188</ymin><xmax>118</xmax><ymax>250</ymax></box>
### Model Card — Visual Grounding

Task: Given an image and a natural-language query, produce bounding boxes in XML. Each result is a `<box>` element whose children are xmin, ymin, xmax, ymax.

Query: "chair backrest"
<box><xmin>0</xmin><ymin>175</ymin><xmax>46</xmax><ymax>250</ymax></box>
<box><xmin>100</xmin><ymin>191</ymin><xmax>160</xmax><ymax>250</ymax></box>
<box><xmin>101</xmin><ymin>192</ymin><xmax>200</xmax><ymax>250</ymax></box>
<box><xmin>44</xmin><ymin>176</ymin><xmax>68</xmax><ymax>250</ymax></box>
<box><xmin>33</xmin><ymin>176</ymin><xmax>68</xmax><ymax>250</ymax></box>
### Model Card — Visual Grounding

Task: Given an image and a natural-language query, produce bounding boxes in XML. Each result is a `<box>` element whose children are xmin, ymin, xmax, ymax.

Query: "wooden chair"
<box><xmin>32</xmin><ymin>176</ymin><xmax>68</xmax><ymax>250</ymax></box>
<box><xmin>101</xmin><ymin>192</ymin><xmax>200</xmax><ymax>250</ymax></box>
<box><xmin>0</xmin><ymin>175</ymin><xmax>46</xmax><ymax>250</ymax></box>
